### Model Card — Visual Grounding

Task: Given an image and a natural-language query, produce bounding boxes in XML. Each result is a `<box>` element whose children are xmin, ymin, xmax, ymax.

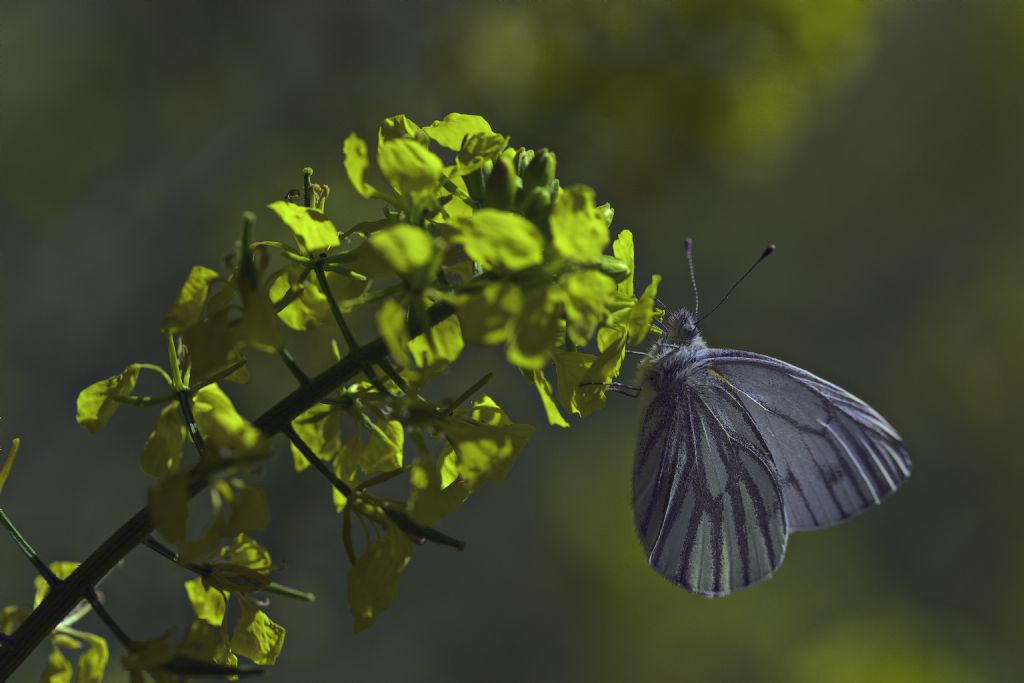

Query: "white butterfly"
<box><xmin>631</xmin><ymin>244</ymin><xmax>911</xmax><ymax>596</ymax></box>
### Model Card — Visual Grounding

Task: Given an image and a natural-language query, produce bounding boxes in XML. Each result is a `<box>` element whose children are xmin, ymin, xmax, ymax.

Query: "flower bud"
<box><xmin>597</xmin><ymin>255</ymin><xmax>632</xmax><ymax>282</ymax></box>
<box><xmin>514</xmin><ymin>147</ymin><xmax>535</xmax><ymax>177</ymax></box>
<box><xmin>484</xmin><ymin>156</ymin><xmax>517</xmax><ymax>210</ymax></box>
<box><xmin>522</xmin><ymin>148</ymin><xmax>556</xmax><ymax>193</ymax></box>
<box><xmin>463</xmin><ymin>166</ymin><xmax>487</xmax><ymax>202</ymax></box>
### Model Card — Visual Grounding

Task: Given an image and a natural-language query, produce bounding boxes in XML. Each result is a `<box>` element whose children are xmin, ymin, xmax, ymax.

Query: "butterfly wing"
<box><xmin>634</xmin><ymin>381</ymin><xmax>788</xmax><ymax>596</ymax></box>
<box><xmin>688</xmin><ymin>349</ymin><xmax>912</xmax><ymax>531</ymax></box>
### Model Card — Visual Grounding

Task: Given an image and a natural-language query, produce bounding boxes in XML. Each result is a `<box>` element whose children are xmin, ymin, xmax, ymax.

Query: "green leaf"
<box><xmin>440</xmin><ymin>449</ymin><xmax>459</xmax><ymax>488</ymax></box>
<box><xmin>161</xmin><ymin>266</ymin><xmax>220</xmax><ymax>334</ymax></box>
<box><xmin>140</xmin><ymin>403</ymin><xmax>186</xmax><ymax>478</ymax></box>
<box><xmin>342</xmin><ymin>133</ymin><xmax>379</xmax><ymax>199</ymax></box>
<box><xmin>75</xmin><ymin>632</ymin><xmax>109</xmax><ymax>683</ymax></box>
<box><xmin>408</xmin><ymin>456</ymin><xmax>470</xmax><ymax>527</ymax></box>
<box><xmin>178</xmin><ymin>283</ymin><xmax>281</xmax><ymax>383</ymax></box>
<box><xmin>442</xmin><ymin>396</ymin><xmax>534</xmax><ymax>489</ymax></box>
<box><xmin>174</xmin><ymin>484</ymin><xmax>269</xmax><ymax>563</ymax></box>
<box><xmin>267</xmin><ymin>200</ymin><xmax>340</xmax><ymax>253</ymax></box>
<box><xmin>507</xmin><ymin>286</ymin><xmax>559</xmax><ymax>370</ymax></box>
<box><xmin>149</xmin><ymin>471</ymin><xmax>190</xmax><ymax>544</ymax></box>
<box><xmin>50</xmin><ymin>634</ymin><xmax>80</xmax><ymax>651</ymax></box>
<box><xmin>179</xmin><ymin>620</ymin><xmax>236</xmax><ymax>670</ymax></box>
<box><xmin>270</xmin><ymin>265</ymin><xmax>367</xmax><ymax>331</ymax></box>
<box><xmin>217</xmin><ymin>533</ymin><xmax>273</xmax><ymax>571</ymax></box>
<box><xmin>347</xmin><ymin>521</ymin><xmax>412</xmax><ymax>632</ymax></box>
<box><xmin>192</xmin><ymin>384</ymin><xmax>269</xmax><ymax>458</ymax></box>
<box><xmin>181</xmin><ymin>312</ymin><xmax>244</xmax><ymax>385</ymax></box>
<box><xmin>41</xmin><ymin>647</ymin><xmax>73</xmax><ymax>683</ymax></box>
<box><xmin>456</xmin><ymin>132</ymin><xmax>510</xmax><ymax>174</ymax></box>
<box><xmin>440</xmin><ymin>194</ymin><xmax>475</xmax><ymax>222</ymax></box>
<box><xmin>229</xmin><ymin>599</ymin><xmax>286</xmax><ymax>666</ymax></box>
<box><xmin>611</xmin><ymin>229</ymin><xmax>635</xmax><ymax>295</ymax></box>
<box><xmin>555</xmin><ymin>330</ymin><xmax>629</xmax><ymax>418</ymax></box>
<box><xmin>549</xmin><ymin>185</ymin><xmax>610</xmax><ymax>263</ymax></box>
<box><xmin>351</xmin><ymin>417</ymin><xmax>404</xmax><ymax>475</ymax></box>
<box><xmin>424</xmin><ymin>113</ymin><xmax>494</xmax><ymax>150</ymax></box>
<box><xmin>185</xmin><ymin>577</ymin><xmax>227</xmax><ymax>627</ymax></box>
<box><xmin>457</xmin><ymin>209</ymin><xmax>545</xmax><ymax>272</ymax></box>
<box><xmin>234</xmin><ymin>288</ymin><xmax>284</xmax><ymax>354</ymax></box>
<box><xmin>409</xmin><ymin>314</ymin><xmax>464</xmax><ymax>372</ymax></box>
<box><xmin>377</xmin><ymin>114</ymin><xmax>429</xmax><ymax>147</ymax></box>
<box><xmin>367</xmin><ymin>224</ymin><xmax>437</xmax><ymax>276</ymax></box>
<box><xmin>457</xmin><ymin>281</ymin><xmax>522</xmax><ymax>345</ymax></box>
<box><xmin>223</xmin><ymin>485</ymin><xmax>270</xmax><ymax>536</ymax></box>
<box><xmin>376</xmin><ymin>298</ymin><xmax>412</xmax><ymax>368</ymax></box>
<box><xmin>75</xmin><ymin>365</ymin><xmax>141</xmax><ymax>433</ymax></box>
<box><xmin>377</xmin><ymin>138</ymin><xmax>444</xmax><ymax>198</ymax></box>
<box><xmin>524</xmin><ymin>368</ymin><xmax>569</xmax><ymax>427</ymax></box>
<box><xmin>624</xmin><ymin>274</ymin><xmax>661</xmax><ymax>345</ymax></box>
<box><xmin>558</xmin><ymin>270</ymin><xmax>617</xmax><ymax>346</ymax></box>
<box><xmin>289</xmin><ymin>403</ymin><xmax>342</xmax><ymax>473</ymax></box>
<box><xmin>122</xmin><ymin>635</ymin><xmax>176</xmax><ymax>676</ymax></box>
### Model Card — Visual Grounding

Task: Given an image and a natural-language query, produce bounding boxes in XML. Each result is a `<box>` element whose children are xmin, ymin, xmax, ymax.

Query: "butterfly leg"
<box><xmin>581</xmin><ymin>381</ymin><xmax>643</xmax><ymax>398</ymax></box>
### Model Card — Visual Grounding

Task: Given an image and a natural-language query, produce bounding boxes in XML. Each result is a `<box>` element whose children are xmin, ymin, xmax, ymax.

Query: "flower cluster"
<box><xmin>3</xmin><ymin>112</ymin><xmax>660</xmax><ymax>680</ymax></box>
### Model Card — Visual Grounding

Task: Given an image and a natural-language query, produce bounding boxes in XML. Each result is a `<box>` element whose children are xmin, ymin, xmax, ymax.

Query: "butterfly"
<box><xmin>629</xmin><ymin>242</ymin><xmax>911</xmax><ymax>596</ymax></box>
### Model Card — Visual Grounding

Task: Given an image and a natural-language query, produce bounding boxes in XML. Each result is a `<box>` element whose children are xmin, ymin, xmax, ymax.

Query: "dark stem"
<box><xmin>85</xmin><ymin>590</ymin><xmax>134</xmax><ymax>648</ymax></box>
<box><xmin>302</xmin><ymin>167</ymin><xmax>314</xmax><ymax>208</ymax></box>
<box><xmin>143</xmin><ymin>536</ymin><xmax>314</xmax><ymax>603</ymax></box>
<box><xmin>445</xmin><ymin>372</ymin><xmax>495</xmax><ymax>415</ymax></box>
<box><xmin>283</xmin><ymin>426</ymin><xmax>354</xmax><ymax>499</ymax></box>
<box><xmin>278</xmin><ymin>348</ymin><xmax>309</xmax><ymax>385</ymax></box>
<box><xmin>1</xmin><ymin>507</ymin><xmax>134</xmax><ymax>648</ymax></box>
<box><xmin>0</xmin><ymin>303</ymin><xmax>457</xmax><ymax>680</ymax></box>
<box><xmin>177</xmin><ymin>390</ymin><xmax>206</xmax><ymax>455</ymax></box>
<box><xmin>313</xmin><ymin>260</ymin><xmax>390</xmax><ymax>396</ymax></box>
<box><xmin>286</xmin><ymin>426</ymin><xmax>463</xmax><ymax>551</ymax></box>
<box><xmin>313</xmin><ymin>262</ymin><xmax>359</xmax><ymax>351</ymax></box>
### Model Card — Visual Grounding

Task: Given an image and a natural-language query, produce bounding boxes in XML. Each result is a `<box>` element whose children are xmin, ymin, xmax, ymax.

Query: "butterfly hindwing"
<box><xmin>633</xmin><ymin>382</ymin><xmax>788</xmax><ymax>596</ymax></box>
<box><xmin>689</xmin><ymin>349</ymin><xmax>912</xmax><ymax>531</ymax></box>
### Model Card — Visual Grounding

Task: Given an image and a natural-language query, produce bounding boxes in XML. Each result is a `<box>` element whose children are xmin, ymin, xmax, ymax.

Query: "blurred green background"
<box><xmin>1</xmin><ymin>0</ymin><xmax>1021</xmax><ymax>680</ymax></box>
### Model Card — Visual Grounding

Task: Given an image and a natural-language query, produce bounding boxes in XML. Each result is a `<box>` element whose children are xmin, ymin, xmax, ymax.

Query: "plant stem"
<box><xmin>312</xmin><ymin>262</ymin><xmax>359</xmax><ymax>351</ymax></box>
<box><xmin>0</xmin><ymin>507</ymin><xmax>57</xmax><ymax>587</ymax></box>
<box><xmin>1</xmin><ymin>507</ymin><xmax>134</xmax><ymax>648</ymax></box>
<box><xmin>177</xmin><ymin>391</ymin><xmax>206</xmax><ymax>456</ymax></box>
<box><xmin>188</xmin><ymin>359</ymin><xmax>248</xmax><ymax>392</ymax></box>
<box><xmin>445</xmin><ymin>372</ymin><xmax>495</xmax><ymax>414</ymax></box>
<box><xmin>142</xmin><ymin>536</ymin><xmax>315</xmax><ymax>603</ymax></box>
<box><xmin>277</xmin><ymin>348</ymin><xmax>309</xmax><ymax>385</ymax></box>
<box><xmin>84</xmin><ymin>592</ymin><xmax>134</xmax><ymax>648</ymax></box>
<box><xmin>302</xmin><ymin>167</ymin><xmax>314</xmax><ymax>208</ymax></box>
<box><xmin>0</xmin><ymin>301</ymin><xmax>457</xmax><ymax>680</ymax></box>
<box><xmin>284</xmin><ymin>427</ymin><xmax>354</xmax><ymax>499</ymax></box>
<box><xmin>313</xmin><ymin>260</ymin><xmax>390</xmax><ymax>396</ymax></box>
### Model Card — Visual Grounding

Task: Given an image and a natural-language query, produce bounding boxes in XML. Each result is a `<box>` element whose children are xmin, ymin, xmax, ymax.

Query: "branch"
<box><xmin>0</xmin><ymin>302</ymin><xmax>457</xmax><ymax>680</ymax></box>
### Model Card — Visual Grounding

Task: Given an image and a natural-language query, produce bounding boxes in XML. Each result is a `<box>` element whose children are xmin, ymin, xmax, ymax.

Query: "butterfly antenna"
<box><xmin>685</xmin><ymin>238</ymin><xmax>699</xmax><ymax>317</ymax></box>
<box><xmin>695</xmin><ymin>244</ymin><xmax>775</xmax><ymax>327</ymax></box>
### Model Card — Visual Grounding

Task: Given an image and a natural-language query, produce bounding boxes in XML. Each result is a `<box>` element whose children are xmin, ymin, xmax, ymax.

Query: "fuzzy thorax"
<box><xmin>637</xmin><ymin>308</ymin><xmax>707</xmax><ymax>391</ymax></box>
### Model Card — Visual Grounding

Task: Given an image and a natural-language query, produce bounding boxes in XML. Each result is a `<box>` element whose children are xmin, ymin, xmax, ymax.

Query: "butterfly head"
<box><xmin>664</xmin><ymin>308</ymin><xmax>703</xmax><ymax>347</ymax></box>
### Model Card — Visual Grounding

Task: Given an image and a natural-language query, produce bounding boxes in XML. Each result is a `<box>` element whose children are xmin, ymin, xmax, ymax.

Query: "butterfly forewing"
<box><xmin>634</xmin><ymin>383</ymin><xmax>787</xmax><ymax>596</ymax></box>
<box><xmin>690</xmin><ymin>349</ymin><xmax>912</xmax><ymax>531</ymax></box>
